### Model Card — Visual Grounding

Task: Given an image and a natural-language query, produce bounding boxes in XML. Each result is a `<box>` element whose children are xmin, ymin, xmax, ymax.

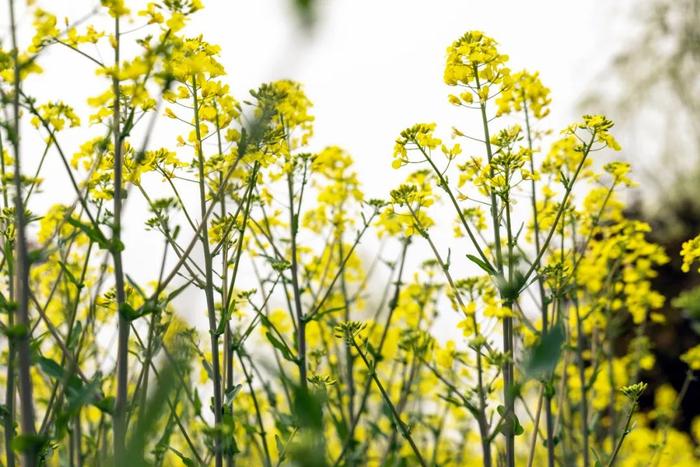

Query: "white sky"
<box><xmin>11</xmin><ymin>0</ymin><xmax>640</xmax><ymax>197</ymax></box>
<box><xmin>191</xmin><ymin>0</ymin><xmax>638</xmax><ymax>198</ymax></box>
<box><xmin>4</xmin><ymin>0</ymin><xmax>640</xmax><ymax>338</ymax></box>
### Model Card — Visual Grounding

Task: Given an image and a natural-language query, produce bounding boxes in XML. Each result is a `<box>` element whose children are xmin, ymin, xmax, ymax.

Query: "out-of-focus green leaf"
<box><xmin>524</xmin><ymin>323</ymin><xmax>565</xmax><ymax>378</ymax></box>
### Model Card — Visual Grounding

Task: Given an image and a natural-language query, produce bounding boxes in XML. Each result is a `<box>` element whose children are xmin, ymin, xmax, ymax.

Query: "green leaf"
<box><xmin>0</xmin><ymin>404</ymin><xmax>8</xmax><ymax>425</ymax></box>
<box><xmin>194</xmin><ymin>389</ymin><xmax>202</xmax><ymax>416</ymax></box>
<box><xmin>201</xmin><ymin>358</ymin><xmax>213</xmax><ymax>381</ymax></box>
<box><xmin>11</xmin><ymin>433</ymin><xmax>48</xmax><ymax>454</ymax></box>
<box><xmin>58</xmin><ymin>261</ymin><xmax>84</xmax><ymax>289</ymax></box>
<box><xmin>67</xmin><ymin>321</ymin><xmax>82</xmax><ymax>351</ymax></box>
<box><xmin>3</xmin><ymin>240</ymin><xmax>13</xmax><ymax>271</ymax></box>
<box><xmin>265</xmin><ymin>332</ymin><xmax>296</xmax><ymax>363</ymax></box>
<box><xmin>293</xmin><ymin>386</ymin><xmax>323</xmax><ymax>431</ymax></box>
<box><xmin>514</xmin><ymin>414</ymin><xmax>524</xmax><ymax>436</ymax></box>
<box><xmin>119</xmin><ymin>301</ymin><xmax>158</xmax><ymax>322</ymax></box>
<box><xmin>292</xmin><ymin>0</ymin><xmax>316</xmax><ymax>28</ymax></box>
<box><xmin>0</xmin><ymin>293</ymin><xmax>15</xmax><ymax>314</ymax></box>
<box><xmin>27</xmin><ymin>247</ymin><xmax>48</xmax><ymax>265</ymax></box>
<box><xmin>215</xmin><ymin>305</ymin><xmax>233</xmax><ymax>337</ymax></box>
<box><xmin>124</xmin><ymin>339</ymin><xmax>190</xmax><ymax>464</ymax></box>
<box><xmin>495</xmin><ymin>271</ymin><xmax>528</xmax><ymax>302</ymax></box>
<box><xmin>66</xmin><ymin>217</ymin><xmax>110</xmax><ymax>250</ymax></box>
<box><xmin>36</xmin><ymin>356</ymin><xmax>64</xmax><ymax>380</ymax></box>
<box><xmin>137</xmin><ymin>300</ymin><xmax>160</xmax><ymax>320</ymax></box>
<box><xmin>118</xmin><ymin>302</ymin><xmax>139</xmax><ymax>321</ymax></box>
<box><xmin>66</xmin><ymin>379</ymin><xmax>101</xmax><ymax>416</ymax></box>
<box><xmin>120</xmin><ymin>111</ymin><xmax>136</xmax><ymax>140</ymax></box>
<box><xmin>291</xmin><ymin>213</ymin><xmax>299</xmax><ymax>236</ymax></box>
<box><xmin>525</xmin><ymin>323</ymin><xmax>565</xmax><ymax>378</ymax></box>
<box><xmin>466</xmin><ymin>254</ymin><xmax>495</xmax><ymax>275</ymax></box>
<box><xmin>168</xmin><ymin>447</ymin><xmax>196</xmax><ymax>467</ymax></box>
<box><xmin>224</xmin><ymin>384</ymin><xmax>242</xmax><ymax>405</ymax></box>
<box><xmin>3</xmin><ymin>323</ymin><xmax>27</xmax><ymax>339</ymax></box>
<box><xmin>166</xmin><ymin>279</ymin><xmax>194</xmax><ymax>302</ymax></box>
<box><xmin>275</xmin><ymin>434</ymin><xmax>286</xmax><ymax>462</ymax></box>
<box><xmin>672</xmin><ymin>285</ymin><xmax>700</xmax><ymax>325</ymax></box>
<box><xmin>94</xmin><ymin>395</ymin><xmax>115</xmax><ymax>415</ymax></box>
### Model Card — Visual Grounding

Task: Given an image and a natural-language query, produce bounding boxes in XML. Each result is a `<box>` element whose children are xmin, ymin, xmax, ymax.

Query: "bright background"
<box><xmin>3</xmin><ymin>0</ymin><xmax>645</xmax><ymax>337</ymax></box>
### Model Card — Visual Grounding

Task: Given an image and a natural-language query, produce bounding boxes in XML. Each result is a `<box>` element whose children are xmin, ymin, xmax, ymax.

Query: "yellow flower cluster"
<box><xmin>681</xmin><ymin>234</ymin><xmax>700</xmax><ymax>273</ymax></box>
<box><xmin>444</xmin><ymin>31</ymin><xmax>510</xmax><ymax>106</ymax></box>
<box><xmin>252</xmin><ymin>80</ymin><xmax>315</xmax><ymax>151</ymax></box>
<box><xmin>30</xmin><ymin>101</ymin><xmax>81</xmax><ymax>132</ymax></box>
<box><xmin>681</xmin><ymin>344</ymin><xmax>700</xmax><ymax>369</ymax></box>
<box><xmin>496</xmin><ymin>70</ymin><xmax>551</xmax><ymax>119</ymax></box>
<box><xmin>304</xmin><ymin>146</ymin><xmax>363</xmax><ymax>233</ymax></box>
<box><xmin>101</xmin><ymin>0</ymin><xmax>130</xmax><ymax>18</ymax></box>
<box><xmin>5</xmin><ymin>4</ymin><xmax>700</xmax><ymax>466</ymax></box>
<box><xmin>392</xmin><ymin>123</ymin><xmax>442</xmax><ymax>169</ymax></box>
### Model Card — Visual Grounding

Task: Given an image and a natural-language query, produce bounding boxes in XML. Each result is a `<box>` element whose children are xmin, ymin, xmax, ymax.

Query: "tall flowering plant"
<box><xmin>0</xmin><ymin>2</ymin><xmax>698</xmax><ymax>466</ymax></box>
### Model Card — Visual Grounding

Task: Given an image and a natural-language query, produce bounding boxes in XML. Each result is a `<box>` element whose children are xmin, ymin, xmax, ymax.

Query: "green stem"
<box><xmin>352</xmin><ymin>340</ymin><xmax>427</xmax><ymax>467</ymax></box>
<box><xmin>417</xmin><ymin>145</ymin><xmax>493</xmax><ymax>272</ymax></box>
<box><xmin>192</xmin><ymin>74</ymin><xmax>224</xmax><ymax>467</ymax></box>
<box><xmin>336</xmin><ymin>225</ymin><xmax>356</xmax><ymax>440</ymax></box>
<box><xmin>0</xmin><ymin>96</ymin><xmax>15</xmax><ymax>467</ymax></box>
<box><xmin>473</xmin><ymin>66</ymin><xmax>503</xmax><ymax>274</ymax></box>
<box><xmin>112</xmin><ymin>14</ymin><xmax>130</xmax><ymax>461</ymax></box>
<box><xmin>236</xmin><ymin>351</ymin><xmax>272</xmax><ymax>467</ymax></box>
<box><xmin>523</xmin><ymin>95</ymin><xmax>556</xmax><ymax>467</ymax></box>
<box><xmin>286</xmin><ymin>170</ymin><xmax>307</xmax><ymax>388</ymax></box>
<box><xmin>503</xmin><ymin>189</ymin><xmax>516</xmax><ymax>467</ymax></box>
<box><xmin>474</xmin><ymin>65</ymin><xmax>513</xmax><ymax>465</ymax></box>
<box><xmin>332</xmin><ymin>239</ymin><xmax>410</xmax><ymax>466</ymax></box>
<box><xmin>522</xmin><ymin>133</ymin><xmax>596</xmax><ymax>285</ymax></box>
<box><xmin>607</xmin><ymin>401</ymin><xmax>637</xmax><ymax>467</ymax></box>
<box><xmin>8</xmin><ymin>1</ymin><xmax>37</xmax><ymax>465</ymax></box>
<box><xmin>407</xmin><ymin>204</ymin><xmax>493</xmax><ymax>466</ymax></box>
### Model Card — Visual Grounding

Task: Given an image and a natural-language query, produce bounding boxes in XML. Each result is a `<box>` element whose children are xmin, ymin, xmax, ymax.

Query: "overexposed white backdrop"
<box><xmin>2</xmin><ymin>0</ymin><xmax>641</xmax><ymax>345</ymax></box>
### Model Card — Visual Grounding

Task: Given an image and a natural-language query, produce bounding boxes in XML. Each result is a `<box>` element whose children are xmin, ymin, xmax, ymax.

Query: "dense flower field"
<box><xmin>1</xmin><ymin>1</ymin><xmax>700</xmax><ymax>466</ymax></box>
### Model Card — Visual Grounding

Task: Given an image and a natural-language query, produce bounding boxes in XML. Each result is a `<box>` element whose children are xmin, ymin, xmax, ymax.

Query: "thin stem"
<box><xmin>526</xmin><ymin>388</ymin><xmax>545</xmax><ymax>467</ymax></box>
<box><xmin>417</xmin><ymin>145</ymin><xmax>493</xmax><ymax>272</ymax></box>
<box><xmin>220</xmin><ymin>176</ymin><xmax>233</xmax><ymax>467</ymax></box>
<box><xmin>474</xmin><ymin>65</ymin><xmax>513</xmax><ymax>465</ymax></box>
<box><xmin>407</xmin><ymin>200</ymin><xmax>493</xmax><ymax>467</ymax></box>
<box><xmin>112</xmin><ymin>14</ymin><xmax>130</xmax><ymax>461</ymax></box>
<box><xmin>3</xmin><ymin>113</ymin><xmax>15</xmax><ymax>467</ymax></box>
<box><xmin>352</xmin><ymin>340</ymin><xmax>427</xmax><ymax>467</ymax></box>
<box><xmin>522</xmin><ymin>133</ymin><xmax>596</xmax><ymax>285</ymax></box>
<box><xmin>522</xmin><ymin>98</ymin><xmax>557</xmax><ymax>467</ymax></box>
<box><xmin>473</xmin><ymin>65</ymin><xmax>503</xmax><ymax>274</ymax></box>
<box><xmin>237</xmin><ymin>351</ymin><xmax>272</xmax><ymax>467</ymax></box>
<box><xmin>571</xmin><ymin>221</ymin><xmax>590</xmax><ymax>467</ymax></box>
<box><xmin>649</xmin><ymin>371</ymin><xmax>694</xmax><ymax>467</ymax></box>
<box><xmin>337</xmin><ymin>232</ymin><xmax>355</xmax><ymax>428</ymax></box>
<box><xmin>607</xmin><ymin>400</ymin><xmax>638</xmax><ymax>467</ymax></box>
<box><xmin>502</xmin><ymin>189</ymin><xmax>515</xmax><ymax>467</ymax></box>
<box><xmin>286</xmin><ymin>169</ymin><xmax>307</xmax><ymax>389</ymax></box>
<box><xmin>332</xmin><ymin>238</ymin><xmax>410</xmax><ymax>466</ymax></box>
<box><xmin>8</xmin><ymin>1</ymin><xmax>37</xmax><ymax>465</ymax></box>
<box><xmin>192</xmin><ymin>74</ymin><xmax>224</xmax><ymax>467</ymax></box>
<box><xmin>0</xmin><ymin>106</ymin><xmax>14</xmax><ymax>467</ymax></box>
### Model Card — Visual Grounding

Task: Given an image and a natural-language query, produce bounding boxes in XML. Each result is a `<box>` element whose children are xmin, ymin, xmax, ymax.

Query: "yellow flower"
<box><xmin>29</xmin><ymin>8</ymin><xmax>59</xmax><ymax>53</ymax></box>
<box><xmin>444</xmin><ymin>31</ymin><xmax>509</xmax><ymax>89</ymax></box>
<box><xmin>101</xmin><ymin>0</ymin><xmax>130</xmax><ymax>17</ymax></box>
<box><xmin>393</xmin><ymin>123</ymin><xmax>441</xmax><ymax>168</ymax></box>
<box><xmin>495</xmin><ymin>70</ymin><xmax>551</xmax><ymax>119</ymax></box>
<box><xmin>167</xmin><ymin>12</ymin><xmax>187</xmax><ymax>32</ymax></box>
<box><xmin>681</xmin><ymin>234</ymin><xmax>700</xmax><ymax>273</ymax></box>
<box><xmin>681</xmin><ymin>344</ymin><xmax>700</xmax><ymax>370</ymax></box>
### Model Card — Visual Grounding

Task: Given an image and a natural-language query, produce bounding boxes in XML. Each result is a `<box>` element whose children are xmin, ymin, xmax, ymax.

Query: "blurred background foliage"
<box><xmin>584</xmin><ymin>0</ymin><xmax>700</xmax><ymax>433</ymax></box>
